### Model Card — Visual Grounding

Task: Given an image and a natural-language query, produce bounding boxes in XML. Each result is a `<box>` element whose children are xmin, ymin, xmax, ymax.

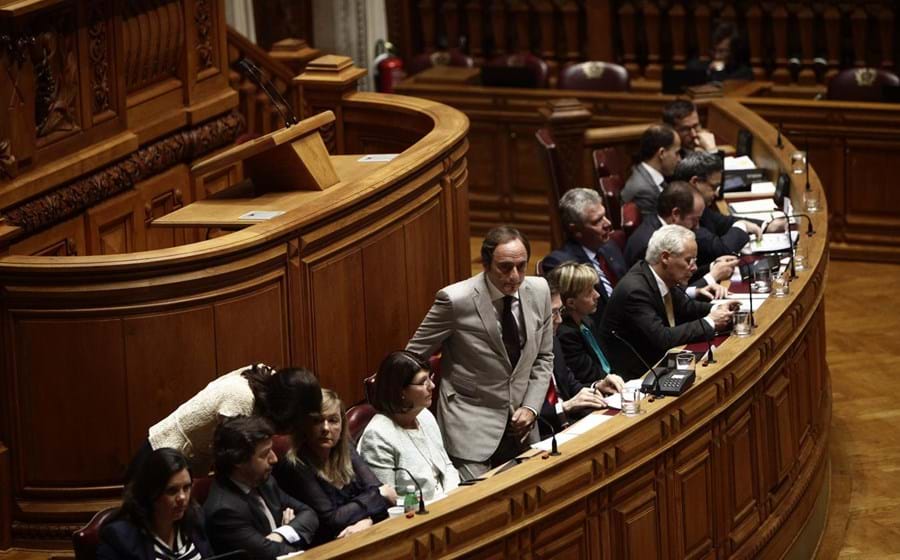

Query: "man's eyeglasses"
<box><xmin>408</xmin><ymin>373</ymin><xmax>436</xmax><ymax>386</ymax></box>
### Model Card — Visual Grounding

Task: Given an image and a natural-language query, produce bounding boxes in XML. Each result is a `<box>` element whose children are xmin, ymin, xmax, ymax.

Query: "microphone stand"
<box><xmin>391</xmin><ymin>466</ymin><xmax>429</xmax><ymax>514</ymax></box>
<box><xmin>739</xmin><ymin>262</ymin><xmax>756</xmax><ymax>329</ymax></box>
<box><xmin>611</xmin><ymin>330</ymin><xmax>664</xmax><ymax>398</ymax></box>
<box><xmin>776</xmin><ymin>211</ymin><xmax>816</xmax><ymax>279</ymax></box>
<box><xmin>776</xmin><ymin>122</ymin><xmax>783</xmax><ymax>149</ymax></box>
<box><xmin>237</xmin><ymin>58</ymin><xmax>300</xmax><ymax>128</ymax></box>
<box><xmin>535</xmin><ymin>416</ymin><xmax>561</xmax><ymax>456</ymax></box>
<box><xmin>673</xmin><ymin>285</ymin><xmax>715</xmax><ymax>365</ymax></box>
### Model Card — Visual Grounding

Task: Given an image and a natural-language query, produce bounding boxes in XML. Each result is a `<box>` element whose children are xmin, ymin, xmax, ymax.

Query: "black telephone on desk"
<box><xmin>641</xmin><ymin>351</ymin><xmax>698</xmax><ymax>396</ymax></box>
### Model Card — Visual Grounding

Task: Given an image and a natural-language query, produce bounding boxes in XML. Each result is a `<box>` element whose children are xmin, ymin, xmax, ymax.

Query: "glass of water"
<box><xmin>804</xmin><ymin>188</ymin><xmax>820</xmax><ymax>213</ymax></box>
<box><xmin>621</xmin><ymin>389</ymin><xmax>642</xmax><ymax>416</ymax></box>
<box><xmin>752</xmin><ymin>267</ymin><xmax>771</xmax><ymax>294</ymax></box>
<box><xmin>790</xmin><ymin>151</ymin><xmax>806</xmax><ymax>175</ymax></box>
<box><xmin>733</xmin><ymin>310</ymin><xmax>752</xmax><ymax>336</ymax></box>
<box><xmin>795</xmin><ymin>241</ymin><xmax>809</xmax><ymax>271</ymax></box>
<box><xmin>772</xmin><ymin>273</ymin><xmax>790</xmax><ymax>297</ymax></box>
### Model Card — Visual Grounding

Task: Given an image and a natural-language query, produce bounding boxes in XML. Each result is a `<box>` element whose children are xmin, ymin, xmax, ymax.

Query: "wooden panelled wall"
<box><xmin>297</xmin><ymin>100</ymin><xmax>832</xmax><ymax>560</ymax></box>
<box><xmin>0</xmin><ymin>91</ymin><xmax>471</xmax><ymax>548</ymax></box>
<box><xmin>386</xmin><ymin>0</ymin><xmax>898</xmax><ymax>87</ymax></box>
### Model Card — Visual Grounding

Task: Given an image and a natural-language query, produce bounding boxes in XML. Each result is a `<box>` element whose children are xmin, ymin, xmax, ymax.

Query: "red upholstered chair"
<box><xmin>407</xmin><ymin>49</ymin><xmax>474</xmax><ymax>76</ymax></box>
<box><xmin>191</xmin><ymin>475</ymin><xmax>213</xmax><ymax>505</ymax></box>
<box><xmin>72</xmin><ymin>507</ymin><xmax>118</xmax><ymax>560</ymax></box>
<box><xmin>535</xmin><ymin>127</ymin><xmax>566</xmax><ymax>248</ymax></box>
<box><xmin>487</xmin><ymin>53</ymin><xmax>550</xmax><ymax>88</ymax></box>
<box><xmin>621</xmin><ymin>202</ymin><xmax>642</xmax><ymax>238</ymax></box>
<box><xmin>346</xmin><ymin>403</ymin><xmax>377</xmax><ymax>443</ymax></box>
<box><xmin>558</xmin><ymin>61</ymin><xmax>631</xmax><ymax>92</ymax></box>
<box><xmin>592</xmin><ymin>147</ymin><xmax>629</xmax><ymax>182</ymax></box>
<box><xmin>598</xmin><ymin>175</ymin><xmax>625</xmax><ymax>231</ymax></box>
<box><xmin>827</xmin><ymin>67</ymin><xmax>900</xmax><ymax>102</ymax></box>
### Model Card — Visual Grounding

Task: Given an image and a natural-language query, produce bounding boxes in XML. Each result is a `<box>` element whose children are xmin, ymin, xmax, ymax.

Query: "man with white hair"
<box><xmin>598</xmin><ymin>225</ymin><xmax>738</xmax><ymax>380</ymax></box>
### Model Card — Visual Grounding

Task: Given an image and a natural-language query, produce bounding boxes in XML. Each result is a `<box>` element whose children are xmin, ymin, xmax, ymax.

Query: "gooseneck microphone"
<box><xmin>673</xmin><ymin>285</ymin><xmax>716</xmax><ymax>365</ymax></box>
<box><xmin>611</xmin><ymin>329</ymin><xmax>663</xmax><ymax>398</ymax></box>
<box><xmin>534</xmin><ymin>416</ymin><xmax>560</xmax><ymax>456</ymax></box>
<box><xmin>775</xmin><ymin>211</ymin><xmax>816</xmax><ymax>278</ymax></box>
<box><xmin>237</xmin><ymin>58</ymin><xmax>300</xmax><ymax>128</ymax></box>
<box><xmin>391</xmin><ymin>466</ymin><xmax>429</xmax><ymax>514</ymax></box>
<box><xmin>804</xmin><ymin>137</ymin><xmax>811</xmax><ymax>192</ymax></box>
<box><xmin>776</xmin><ymin>122</ymin><xmax>784</xmax><ymax>149</ymax></box>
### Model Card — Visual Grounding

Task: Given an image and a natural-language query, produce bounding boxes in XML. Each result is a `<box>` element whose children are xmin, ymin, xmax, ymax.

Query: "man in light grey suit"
<box><xmin>406</xmin><ymin>226</ymin><xmax>553</xmax><ymax>480</ymax></box>
<box><xmin>621</xmin><ymin>124</ymin><xmax>682</xmax><ymax>216</ymax></box>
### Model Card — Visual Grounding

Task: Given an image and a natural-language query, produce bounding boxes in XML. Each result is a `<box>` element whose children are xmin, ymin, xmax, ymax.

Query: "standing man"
<box><xmin>541</xmin><ymin>188</ymin><xmax>627</xmax><ymax>327</ymax></box>
<box><xmin>662</xmin><ymin>99</ymin><xmax>717</xmax><ymax>154</ymax></box>
<box><xmin>621</xmin><ymin>124</ymin><xmax>683</xmax><ymax>216</ymax></box>
<box><xmin>205</xmin><ymin>416</ymin><xmax>318</xmax><ymax>560</ymax></box>
<box><xmin>599</xmin><ymin>225</ymin><xmax>738</xmax><ymax>380</ymax></box>
<box><xmin>406</xmin><ymin>226</ymin><xmax>553</xmax><ymax>480</ymax></box>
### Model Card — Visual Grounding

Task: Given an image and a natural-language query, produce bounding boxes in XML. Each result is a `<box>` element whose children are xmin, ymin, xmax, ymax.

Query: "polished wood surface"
<box><xmin>0</xmin><ymin>91</ymin><xmax>471</xmax><ymax>547</ymax></box>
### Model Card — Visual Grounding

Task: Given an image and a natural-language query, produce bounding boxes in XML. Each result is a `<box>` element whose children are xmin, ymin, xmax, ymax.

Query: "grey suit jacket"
<box><xmin>621</xmin><ymin>163</ymin><xmax>663</xmax><ymax>216</ymax></box>
<box><xmin>406</xmin><ymin>273</ymin><xmax>553</xmax><ymax>463</ymax></box>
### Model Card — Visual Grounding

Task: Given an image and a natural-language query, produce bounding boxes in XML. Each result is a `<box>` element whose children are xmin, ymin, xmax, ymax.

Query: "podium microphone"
<box><xmin>391</xmin><ymin>467</ymin><xmax>429</xmax><ymax>514</ymax></box>
<box><xmin>673</xmin><ymin>285</ymin><xmax>715</xmax><ymax>365</ymax></box>
<box><xmin>535</xmin><ymin>416</ymin><xmax>561</xmax><ymax>456</ymax></box>
<box><xmin>611</xmin><ymin>330</ymin><xmax>663</xmax><ymax>398</ymax></box>
<box><xmin>237</xmin><ymin>58</ymin><xmax>300</xmax><ymax>127</ymax></box>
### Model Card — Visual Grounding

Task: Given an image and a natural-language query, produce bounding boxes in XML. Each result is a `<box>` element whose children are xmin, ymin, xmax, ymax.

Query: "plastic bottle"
<box><xmin>403</xmin><ymin>484</ymin><xmax>418</xmax><ymax>513</ymax></box>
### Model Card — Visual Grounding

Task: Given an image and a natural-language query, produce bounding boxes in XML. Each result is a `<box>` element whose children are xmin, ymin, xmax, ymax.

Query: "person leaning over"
<box><xmin>357</xmin><ymin>351</ymin><xmax>460</xmax><ymax>501</ymax></box>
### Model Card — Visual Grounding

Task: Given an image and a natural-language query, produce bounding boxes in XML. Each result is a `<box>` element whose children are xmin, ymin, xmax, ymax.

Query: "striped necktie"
<box><xmin>592</xmin><ymin>256</ymin><xmax>615</xmax><ymax>297</ymax></box>
<box><xmin>579</xmin><ymin>323</ymin><xmax>611</xmax><ymax>374</ymax></box>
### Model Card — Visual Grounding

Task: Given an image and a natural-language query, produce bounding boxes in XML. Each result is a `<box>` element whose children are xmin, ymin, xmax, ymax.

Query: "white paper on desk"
<box><xmin>565</xmin><ymin>412</ymin><xmax>617</xmax><ymax>435</ymax></box>
<box><xmin>357</xmin><ymin>154</ymin><xmax>398</xmax><ymax>162</ymax></box>
<box><xmin>729</xmin><ymin>199</ymin><xmax>777</xmax><ymax>214</ymax></box>
<box><xmin>277</xmin><ymin>551</ymin><xmax>305</xmax><ymax>559</ymax></box>
<box><xmin>713</xmin><ymin>294</ymin><xmax>767</xmax><ymax>312</ymax></box>
<box><xmin>531</xmin><ymin>432</ymin><xmax>578</xmax><ymax>452</ymax></box>
<box><xmin>746</xmin><ymin>231</ymin><xmax>799</xmax><ymax>254</ymax></box>
<box><xmin>724</xmin><ymin>155</ymin><xmax>757</xmax><ymax>170</ymax></box>
<box><xmin>602</xmin><ymin>392</ymin><xmax>622</xmax><ymax>410</ymax></box>
<box><xmin>238</xmin><ymin>210</ymin><xmax>286</xmax><ymax>221</ymax></box>
<box><xmin>750</xmin><ymin>181</ymin><xmax>776</xmax><ymax>195</ymax></box>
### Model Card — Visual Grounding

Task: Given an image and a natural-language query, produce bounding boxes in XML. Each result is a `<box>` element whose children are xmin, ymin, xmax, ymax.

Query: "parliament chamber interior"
<box><xmin>0</xmin><ymin>0</ymin><xmax>898</xmax><ymax>558</ymax></box>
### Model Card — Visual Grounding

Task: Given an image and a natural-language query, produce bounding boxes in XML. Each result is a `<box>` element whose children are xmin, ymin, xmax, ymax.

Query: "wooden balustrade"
<box><xmin>385</xmin><ymin>0</ymin><xmax>899</xmax><ymax>87</ymax></box>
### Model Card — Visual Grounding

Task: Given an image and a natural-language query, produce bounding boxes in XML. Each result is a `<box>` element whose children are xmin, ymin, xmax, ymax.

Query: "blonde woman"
<box><xmin>274</xmin><ymin>390</ymin><xmax>396</xmax><ymax>544</ymax></box>
<box><xmin>548</xmin><ymin>262</ymin><xmax>625</xmax><ymax>391</ymax></box>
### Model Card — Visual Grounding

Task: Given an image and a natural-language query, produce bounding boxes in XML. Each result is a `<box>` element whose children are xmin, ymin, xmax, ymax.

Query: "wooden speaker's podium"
<box><xmin>153</xmin><ymin>111</ymin><xmax>393</xmax><ymax>229</ymax></box>
<box><xmin>191</xmin><ymin>110</ymin><xmax>339</xmax><ymax>192</ymax></box>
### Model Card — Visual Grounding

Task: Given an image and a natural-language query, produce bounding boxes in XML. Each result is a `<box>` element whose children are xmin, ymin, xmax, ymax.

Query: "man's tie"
<box><xmin>592</xmin><ymin>257</ymin><xmax>615</xmax><ymax>297</ymax></box>
<box><xmin>252</xmin><ymin>489</ymin><xmax>278</xmax><ymax>531</ymax></box>
<box><xmin>579</xmin><ymin>323</ymin><xmax>611</xmax><ymax>374</ymax></box>
<box><xmin>502</xmin><ymin>295</ymin><xmax>521</xmax><ymax>368</ymax></box>
<box><xmin>663</xmin><ymin>292</ymin><xmax>676</xmax><ymax>327</ymax></box>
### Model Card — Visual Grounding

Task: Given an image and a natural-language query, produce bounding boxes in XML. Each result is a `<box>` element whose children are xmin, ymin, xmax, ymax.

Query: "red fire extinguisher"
<box><xmin>374</xmin><ymin>40</ymin><xmax>406</xmax><ymax>93</ymax></box>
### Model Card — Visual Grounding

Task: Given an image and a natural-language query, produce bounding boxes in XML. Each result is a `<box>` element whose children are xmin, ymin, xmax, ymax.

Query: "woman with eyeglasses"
<box><xmin>357</xmin><ymin>351</ymin><xmax>460</xmax><ymax>501</ymax></box>
<box><xmin>127</xmin><ymin>364</ymin><xmax>322</xmax><ymax>480</ymax></box>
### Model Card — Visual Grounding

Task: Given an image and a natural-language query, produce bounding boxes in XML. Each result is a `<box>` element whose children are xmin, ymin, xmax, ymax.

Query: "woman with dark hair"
<box><xmin>275</xmin><ymin>389</ymin><xmax>395</xmax><ymax>544</ymax></box>
<box><xmin>357</xmin><ymin>351</ymin><xmax>459</xmax><ymax>500</ymax></box>
<box><xmin>98</xmin><ymin>448</ymin><xmax>213</xmax><ymax>560</ymax></box>
<box><xmin>130</xmin><ymin>364</ymin><xmax>321</xmax><ymax>478</ymax></box>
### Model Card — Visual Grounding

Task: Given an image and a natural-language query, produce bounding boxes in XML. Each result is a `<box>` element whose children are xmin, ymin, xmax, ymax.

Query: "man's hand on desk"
<box><xmin>594</xmin><ymin>373</ymin><xmax>625</xmax><ymax>395</ymax></box>
<box><xmin>707</xmin><ymin>303</ymin><xmax>737</xmax><ymax>331</ymax></box>
<box><xmin>764</xmin><ymin>217</ymin><xmax>787</xmax><ymax>233</ymax></box>
<box><xmin>562</xmin><ymin>388</ymin><xmax>608</xmax><ymax>414</ymax></box>
<box><xmin>696</xmin><ymin>283</ymin><xmax>729</xmax><ymax>301</ymax></box>
<box><xmin>510</xmin><ymin>407</ymin><xmax>536</xmax><ymax>439</ymax></box>
<box><xmin>710</xmin><ymin>255</ymin><xmax>739</xmax><ymax>281</ymax></box>
<box><xmin>738</xmin><ymin>220</ymin><xmax>763</xmax><ymax>239</ymax></box>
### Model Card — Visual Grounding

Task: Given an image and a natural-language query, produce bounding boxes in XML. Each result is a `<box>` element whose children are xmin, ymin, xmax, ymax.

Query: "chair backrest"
<box><xmin>407</xmin><ymin>49</ymin><xmax>474</xmax><ymax>75</ymax></box>
<box><xmin>191</xmin><ymin>475</ymin><xmax>213</xmax><ymax>505</ymax></box>
<box><xmin>621</xmin><ymin>202</ymin><xmax>642</xmax><ymax>238</ymax></box>
<box><xmin>558</xmin><ymin>61</ymin><xmax>631</xmax><ymax>92</ymax></box>
<box><xmin>535</xmin><ymin>127</ymin><xmax>566</xmax><ymax>247</ymax></box>
<box><xmin>827</xmin><ymin>67</ymin><xmax>900</xmax><ymax>102</ymax></box>
<box><xmin>598</xmin><ymin>175</ymin><xmax>625</xmax><ymax>230</ymax></box>
<box><xmin>592</xmin><ymin>147</ymin><xmax>629</xmax><ymax>182</ymax></box>
<box><xmin>487</xmin><ymin>53</ymin><xmax>550</xmax><ymax>88</ymax></box>
<box><xmin>346</xmin><ymin>403</ymin><xmax>377</xmax><ymax>443</ymax></box>
<box><xmin>72</xmin><ymin>507</ymin><xmax>118</xmax><ymax>560</ymax></box>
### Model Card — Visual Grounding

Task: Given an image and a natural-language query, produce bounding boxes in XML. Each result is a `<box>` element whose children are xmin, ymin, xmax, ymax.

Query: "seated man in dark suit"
<box><xmin>673</xmin><ymin>152</ymin><xmax>785</xmax><ymax>242</ymax></box>
<box><xmin>542</xmin><ymin>188</ymin><xmax>626</xmax><ymax>327</ymax></box>
<box><xmin>621</xmin><ymin>124</ymin><xmax>682</xmax><ymax>216</ymax></box>
<box><xmin>599</xmin><ymin>225</ymin><xmax>738</xmax><ymax>380</ymax></box>
<box><xmin>662</xmin><ymin>99</ymin><xmax>717</xmax><ymax>155</ymax></box>
<box><xmin>205</xmin><ymin>416</ymin><xmax>318</xmax><ymax>560</ymax></box>
<box><xmin>539</xmin><ymin>278</ymin><xmax>624</xmax><ymax>437</ymax></box>
<box><xmin>624</xmin><ymin>181</ymin><xmax>736</xmax><ymax>299</ymax></box>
